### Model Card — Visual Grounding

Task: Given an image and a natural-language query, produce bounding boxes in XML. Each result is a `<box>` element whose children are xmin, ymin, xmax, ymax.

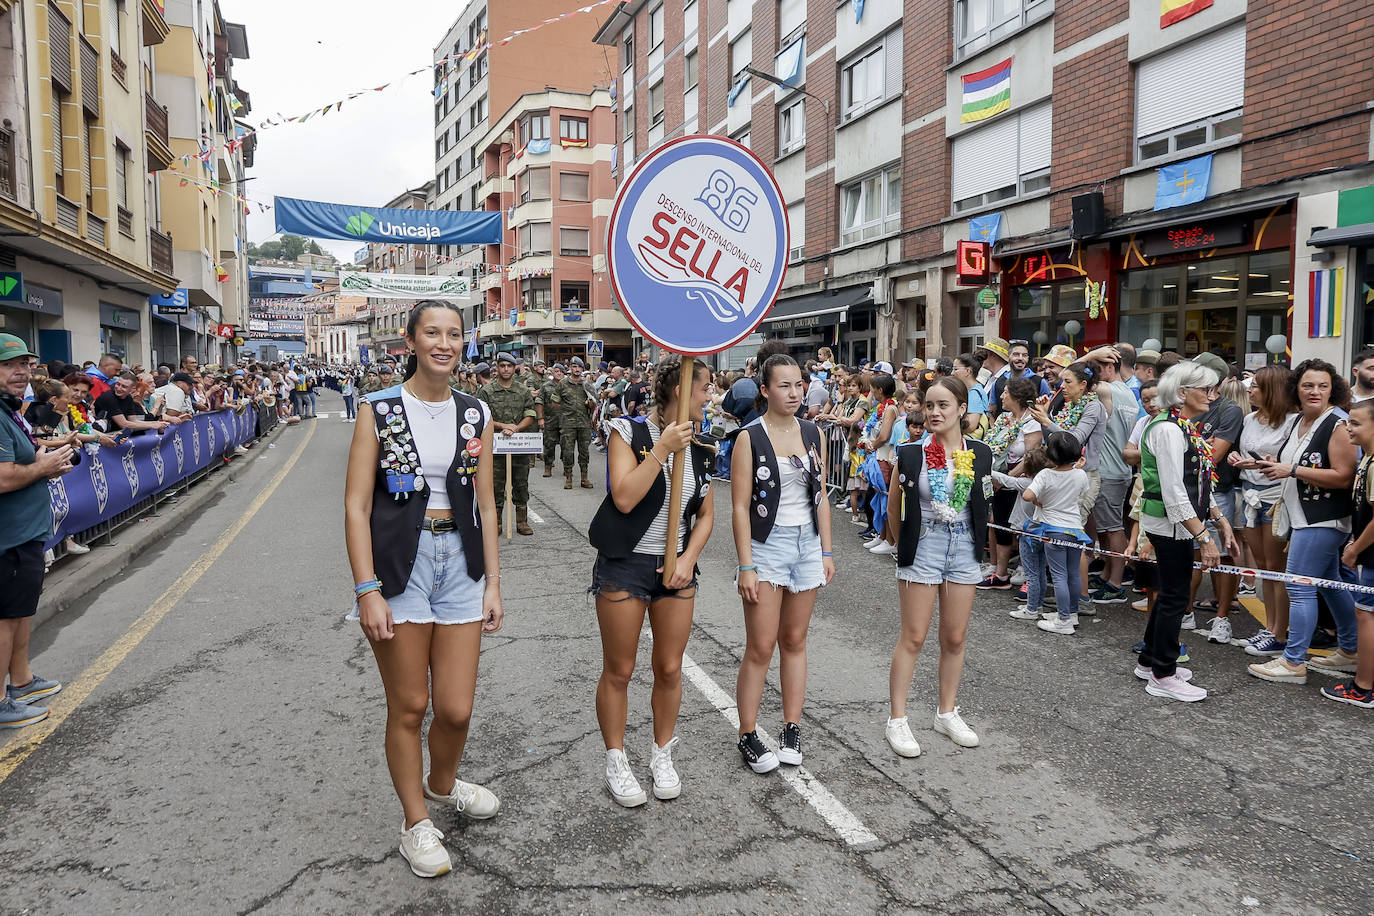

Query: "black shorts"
<box><xmin>590</xmin><ymin>551</ymin><xmax>698</xmax><ymax>603</ymax></box>
<box><xmin>0</xmin><ymin>540</ymin><xmax>46</xmax><ymax>620</ymax></box>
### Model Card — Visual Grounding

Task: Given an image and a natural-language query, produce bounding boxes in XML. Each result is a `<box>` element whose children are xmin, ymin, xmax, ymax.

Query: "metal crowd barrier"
<box><xmin>820</xmin><ymin>421</ymin><xmax>850</xmax><ymax>496</ymax></box>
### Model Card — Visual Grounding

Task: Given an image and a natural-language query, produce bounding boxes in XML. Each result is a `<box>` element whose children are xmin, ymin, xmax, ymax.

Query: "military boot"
<box><xmin>543</xmin><ymin>463</ymin><xmax>553</xmax><ymax>478</ymax></box>
<box><xmin>516</xmin><ymin>506</ymin><xmax>534</xmax><ymax>536</ymax></box>
<box><xmin>564</xmin><ymin>470</ymin><xmax>573</xmax><ymax>489</ymax></box>
<box><xmin>580</xmin><ymin>470</ymin><xmax>593</xmax><ymax>489</ymax></box>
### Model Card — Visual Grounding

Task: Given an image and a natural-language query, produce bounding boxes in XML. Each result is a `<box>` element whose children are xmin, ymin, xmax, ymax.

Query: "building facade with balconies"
<box><xmin>474</xmin><ymin>88</ymin><xmax>630</xmax><ymax>366</ymax></box>
<box><xmin>356</xmin><ymin>182</ymin><xmax>437</xmax><ymax>361</ymax></box>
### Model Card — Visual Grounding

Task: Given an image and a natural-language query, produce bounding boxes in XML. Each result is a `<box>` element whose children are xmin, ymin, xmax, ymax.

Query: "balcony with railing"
<box><xmin>0</xmin><ymin>122</ymin><xmax>14</xmax><ymax>201</ymax></box>
<box><xmin>141</xmin><ymin>0</ymin><xmax>170</xmax><ymax>45</ymax></box>
<box><xmin>55</xmin><ymin>195</ymin><xmax>81</xmax><ymax>234</ymax></box>
<box><xmin>149</xmin><ymin>227</ymin><xmax>174</xmax><ymax>275</ymax></box>
<box><xmin>145</xmin><ymin>93</ymin><xmax>173</xmax><ymax>170</ymax></box>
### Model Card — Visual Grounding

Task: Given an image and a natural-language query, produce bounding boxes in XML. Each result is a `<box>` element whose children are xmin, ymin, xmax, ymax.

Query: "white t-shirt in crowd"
<box><xmin>156</xmin><ymin>383</ymin><xmax>193</xmax><ymax>415</ymax></box>
<box><xmin>1239</xmin><ymin>412</ymin><xmax>1297</xmax><ymax>486</ymax></box>
<box><xmin>1028</xmin><ymin>467</ymin><xmax>1088</xmax><ymax>529</ymax></box>
<box><xmin>1128</xmin><ymin>415</ymin><xmax>1149</xmax><ymax>448</ymax></box>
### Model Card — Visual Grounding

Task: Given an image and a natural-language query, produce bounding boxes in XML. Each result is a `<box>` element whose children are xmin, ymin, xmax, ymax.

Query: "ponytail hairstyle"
<box><xmin>1062</xmin><ymin>361</ymin><xmax>1100</xmax><ymax>393</ymax></box>
<box><xmin>753</xmin><ymin>353</ymin><xmax>800</xmax><ymax>415</ymax></box>
<box><xmin>650</xmin><ymin>355</ymin><xmax>712</xmax><ymax>429</ymax></box>
<box><xmin>402</xmin><ymin>299</ymin><xmax>465</xmax><ymax>381</ymax></box>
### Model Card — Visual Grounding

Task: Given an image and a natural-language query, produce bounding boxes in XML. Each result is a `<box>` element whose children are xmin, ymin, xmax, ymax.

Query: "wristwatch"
<box><xmin>1194</xmin><ymin>531</ymin><xmax>1213</xmax><ymax>545</ymax></box>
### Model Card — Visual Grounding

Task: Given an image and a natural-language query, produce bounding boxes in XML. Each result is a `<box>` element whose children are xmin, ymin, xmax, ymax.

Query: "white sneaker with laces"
<box><xmin>885</xmin><ymin>717</ymin><xmax>921</xmax><ymax>758</ymax></box>
<box><xmin>1037</xmin><ymin>617</ymin><xmax>1075</xmax><ymax>635</ymax></box>
<box><xmin>1135</xmin><ymin>664</ymin><xmax>1193</xmax><ymax>682</ymax></box>
<box><xmin>933</xmin><ymin>707</ymin><xmax>979</xmax><ymax>747</ymax></box>
<box><xmin>65</xmin><ymin>540</ymin><xmax>91</xmax><ymax>555</ymax></box>
<box><xmin>869</xmin><ymin>541</ymin><xmax>896</xmax><ymax>555</ymax></box>
<box><xmin>1181</xmin><ymin>612</ymin><xmax>1196</xmax><ymax>630</ymax></box>
<box><xmin>649</xmin><ymin>737</ymin><xmax>681</xmax><ymax>800</ymax></box>
<box><xmin>1009</xmin><ymin>605</ymin><xmax>1041</xmax><ymax>620</ymax></box>
<box><xmin>1009</xmin><ymin>567</ymin><xmax>1027</xmax><ymax>586</ymax></box>
<box><xmin>399</xmin><ymin>818</ymin><xmax>451</xmax><ymax>878</ymax></box>
<box><xmin>1206</xmin><ymin>616</ymin><xmax>1233</xmax><ymax>644</ymax></box>
<box><xmin>423</xmin><ymin>771</ymin><xmax>501</xmax><ymax>819</ymax></box>
<box><xmin>864</xmin><ymin>536</ymin><xmax>885</xmax><ymax>549</ymax></box>
<box><xmin>1146</xmin><ymin>674</ymin><xmax>1208</xmax><ymax>702</ymax></box>
<box><xmin>605</xmin><ymin>748</ymin><xmax>648</xmax><ymax>807</ymax></box>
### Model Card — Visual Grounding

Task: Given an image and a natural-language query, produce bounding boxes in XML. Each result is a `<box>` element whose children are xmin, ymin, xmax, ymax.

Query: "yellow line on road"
<box><xmin>0</xmin><ymin>424</ymin><xmax>316</xmax><ymax>786</ymax></box>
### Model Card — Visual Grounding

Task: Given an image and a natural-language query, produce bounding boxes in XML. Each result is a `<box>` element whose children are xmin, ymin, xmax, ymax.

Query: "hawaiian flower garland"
<box><xmin>68</xmin><ymin>403</ymin><xmax>91</xmax><ymax>434</ymax></box>
<box><xmin>1052</xmin><ymin>391</ymin><xmax>1097</xmax><ymax>430</ymax></box>
<box><xmin>1169</xmin><ymin>406</ymin><xmax>1219</xmax><ymax>487</ymax></box>
<box><xmin>985</xmin><ymin>412</ymin><xmax>1028</xmax><ymax>457</ymax></box>
<box><xmin>925</xmin><ymin>439</ymin><xmax>976</xmax><ymax>521</ymax></box>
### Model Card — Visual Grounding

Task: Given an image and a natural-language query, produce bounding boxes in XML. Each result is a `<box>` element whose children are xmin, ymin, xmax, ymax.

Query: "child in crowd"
<box><xmin>1324</xmin><ymin>400</ymin><xmax>1374</xmax><ymax>709</ymax></box>
<box><xmin>895</xmin><ymin>391</ymin><xmax>923</xmax><ymax>445</ymax></box>
<box><xmin>1022</xmin><ymin>432</ymin><xmax>1092</xmax><ymax>635</ymax></box>
<box><xmin>903</xmin><ymin>409</ymin><xmax>925</xmax><ymax>444</ymax></box>
<box><xmin>999</xmin><ymin>446</ymin><xmax>1052</xmax><ymax>622</ymax></box>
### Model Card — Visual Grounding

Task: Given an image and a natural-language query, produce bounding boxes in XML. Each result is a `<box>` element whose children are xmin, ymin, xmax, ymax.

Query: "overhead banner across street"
<box><xmin>274</xmin><ymin>196</ymin><xmax>502</xmax><ymax>245</ymax></box>
<box><xmin>337</xmin><ymin>271</ymin><xmax>474</xmax><ymax>300</ymax></box>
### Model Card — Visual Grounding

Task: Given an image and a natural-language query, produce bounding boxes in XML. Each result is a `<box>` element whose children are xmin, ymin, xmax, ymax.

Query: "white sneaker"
<box><xmin>233</xmin><ymin>445</ymin><xmax>250</xmax><ymax>456</ymax></box>
<box><xmin>64</xmin><ymin>540</ymin><xmax>91</xmax><ymax>555</ymax></box>
<box><xmin>933</xmin><ymin>707</ymin><xmax>979</xmax><ymax>747</ymax></box>
<box><xmin>1181</xmin><ymin>612</ymin><xmax>1196</xmax><ymax>630</ymax></box>
<box><xmin>649</xmin><ymin>737</ymin><xmax>681</xmax><ymax>800</ymax></box>
<box><xmin>423</xmin><ymin>772</ymin><xmax>501</xmax><ymax>819</ymax></box>
<box><xmin>1009</xmin><ymin>567</ymin><xmax>1027</xmax><ymax>586</ymax></box>
<box><xmin>1134</xmin><ymin>664</ymin><xmax>1193</xmax><ymax>682</ymax></box>
<box><xmin>1037</xmin><ymin>617</ymin><xmax>1076</xmax><ymax>635</ymax></box>
<box><xmin>1145</xmin><ymin>674</ymin><xmax>1208</xmax><ymax>702</ymax></box>
<box><xmin>869</xmin><ymin>541</ymin><xmax>896</xmax><ymax>555</ymax></box>
<box><xmin>885</xmin><ymin>717</ymin><xmax>921</xmax><ymax>758</ymax></box>
<box><xmin>1039</xmin><ymin>611</ymin><xmax>1078</xmax><ymax>626</ymax></box>
<box><xmin>605</xmin><ymin>748</ymin><xmax>648</xmax><ymax>807</ymax></box>
<box><xmin>1309</xmin><ymin>649</ymin><xmax>1359</xmax><ymax>675</ymax></box>
<box><xmin>1206</xmin><ymin>616</ymin><xmax>1233</xmax><ymax>644</ymax></box>
<box><xmin>864</xmin><ymin>536</ymin><xmax>885</xmax><ymax>549</ymax></box>
<box><xmin>399</xmin><ymin>819</ymin><xmax>451</xmax><ymax>878</ymax></box>
<box><xmin>1009</xmin><ymin>605</ymin><xmax>1041</xmax><ymax>620</ymax></box>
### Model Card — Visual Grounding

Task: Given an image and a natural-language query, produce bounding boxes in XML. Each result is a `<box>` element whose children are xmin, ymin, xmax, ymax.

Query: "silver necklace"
<box><xmin>404</xmin><ymin>384</ymin><xmax>452</xmax><ymax>421</ymax></box>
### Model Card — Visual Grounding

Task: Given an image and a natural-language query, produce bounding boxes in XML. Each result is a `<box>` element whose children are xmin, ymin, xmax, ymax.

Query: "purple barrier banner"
<box><xmin>46</xmin><ymin>407</ymin><xmax>257</xmax><ymax>545</ymax></box>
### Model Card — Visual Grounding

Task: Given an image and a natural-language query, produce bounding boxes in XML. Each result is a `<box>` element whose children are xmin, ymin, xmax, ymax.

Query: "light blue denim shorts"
<box><xmin>748</xmin><ymin>524</ymin><xmax>826</xmax><ymax>593</ymax></box>
<box><xmin>347</xmin><ymin>529</ymin><xmax>485</xmax><ymax>626</ymax></box>
<box><xmin>896</xmin><ymin>519</ymin><xmax>982</xmax><ymax>586</ymax></box>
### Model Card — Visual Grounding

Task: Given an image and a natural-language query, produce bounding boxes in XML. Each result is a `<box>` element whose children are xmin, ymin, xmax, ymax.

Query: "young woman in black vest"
<box><xmin>731</xmin><ymin>355</ymin><xmax>834</xmax><ymax>773</ymax></box>
<box><xmin>880</xmin><ymin>377</ymin><xmax>993</xmax><ymax>758</ymax></box>
<box><xmin>344</xmin><ymin>300</ymin><xmax>504</xmax><ymax>879</ymax></box>
<box><xmin>1251</xmin><ymin>358</ymin><xmax>1359</xmax><ymax>685</ymax></box>
<box><xmin>588</xmin><ymin>356</ymin><xmax>715</xmax><ymax>807</ymax></box>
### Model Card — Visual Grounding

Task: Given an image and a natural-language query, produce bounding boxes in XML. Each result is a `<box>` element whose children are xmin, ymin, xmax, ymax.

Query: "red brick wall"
<box><xmin>704</xmin><ymin>1</ymin><xmax>729</xmax><ymax>130</ymax></box>
<box><xmin>1048</xmin><ymin>37</ymin><xmax>1132</xmax><ymax>224</ymax></box>
<box><xmin>1052</xmin><ymin>0</ymin><xmax>1128</xmax><ymax>52</ymax></box>
<box><xmin>902</xmin><ymin>0</ymin><xmax>948</xmax><ymax>116</ymax></box>
<box><xmin>901</xmin><ymin>122</ymin><xmax>946</xmax><ymax>261</ymax></box>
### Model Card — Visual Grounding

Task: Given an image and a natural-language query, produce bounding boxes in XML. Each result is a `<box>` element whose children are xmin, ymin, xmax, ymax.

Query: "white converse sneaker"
<box><xmin>1037</xmin><ymin>617</ymin><xmax>1076</xmax><ymax>635</ymax></box>
<box><xmin>399</xmin><ymin>818</ymin><xmax>451</xmax><ymax>878</ymax></box>
<box><xmin>605</xmin><ymin>748</ymin><xmax>648</xmax><ymax>807</ymax></box>
<box><xmin>1009</xmin><ymin>605</ymin><xmax>1042</xmax><ymax>620</ymax></box>
<box><xmin>933</xmin><ymin>707</ymin><xmax>979</xmax><ymax>747</ymax></box>
<box><xmin>649</xmin><ymin>737</ymin><xmax>681</xmax><ymax>800</ymax></box>
<box><xmin>885</xmin><ymin>717</ymin><xmax>921</xmax><ymax>758</ymax></box>
<box><xmin>423</xmin><ymin>772</ymin><xmax>501</xmax><ymax>819</ymax></box>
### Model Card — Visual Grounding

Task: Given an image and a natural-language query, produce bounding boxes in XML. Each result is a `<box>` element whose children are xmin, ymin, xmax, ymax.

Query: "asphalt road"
<box><xmin>2</xmin><ymin>390</ymin><xmax>1369</xmax><ymax>915</ymax></box>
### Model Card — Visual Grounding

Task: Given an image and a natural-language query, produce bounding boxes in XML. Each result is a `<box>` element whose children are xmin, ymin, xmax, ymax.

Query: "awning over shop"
<box><xmin>761</xmin><ymin>285</ymin><xmax>872</xmax><ymax>333</ymax></box>
<box><xmin>1098</xmin><ymin>193</ymin><xmax>1297</xmax><ymax>240</ymax></box>
<box><xmin>1308</xmin><ymin>223</ymin><xmax>1374</xmax><ymax>248</ymax></box>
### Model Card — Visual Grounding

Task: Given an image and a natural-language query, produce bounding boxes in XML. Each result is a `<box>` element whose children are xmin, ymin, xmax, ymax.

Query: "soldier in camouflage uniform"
<box><xmin>560</xmin><ymin>357</ymin><xmax>595</xmax><ymax>489</ymax></box>
<box><xmin>540</xmin><ymin>363</ymin><xmax>566</xmax><ymax>477</ymax></box>
<box><xmin>478</xmin><ymin>352</ymin><xmax>537</xmax><ymax>535</ymax></box>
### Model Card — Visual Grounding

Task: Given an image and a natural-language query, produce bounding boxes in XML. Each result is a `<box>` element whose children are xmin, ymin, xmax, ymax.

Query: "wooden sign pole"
<box><xmin>504</xmin><ymin>453</ymin><xmax>513</xmax><ymax>542</ymax></box>
<box><xmin>661</xmin><ymin>355</ymin><xmax>695</xmax><ymax>584</ymax></box>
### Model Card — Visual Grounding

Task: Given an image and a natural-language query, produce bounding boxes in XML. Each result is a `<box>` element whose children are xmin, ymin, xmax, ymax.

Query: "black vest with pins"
<box><xmin>894</xmin><ymin>438</ymin><xmax>994</xmax><ymax>569</ymax></box>
<box><xmin>740</xmin><ymin>418</ymin><xmax>824</xmax><ymax>542</ymax></box>
<box><xmin>587</xmin><ymin>418</ymin><xmax>714</xmax><ymax>559</ymax></box>
<box><xmin>1352</xmin><ymin>457</ymin><xmax>1374</xmax><ymax>566</ymax></box>
<box><xmin>366</xmin><ymin>385</ymin><xmax>486</xmax><ymax>598</ymax></box>
<box><xmin>1293</xmin><ymin>411</ymin><xmax>1353</xmax><ymax>525</ymax></box>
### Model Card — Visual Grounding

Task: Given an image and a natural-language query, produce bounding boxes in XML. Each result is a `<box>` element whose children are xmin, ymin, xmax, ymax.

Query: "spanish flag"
<box><xmin>1161</xmin><ymin>0</ymin><xmax>1212</xmax><ymax>27</ymax></box>
<box><xmin>560</xmin><ymin>137</ymin><xmax>589</xmax><ymax>148</ymax></box>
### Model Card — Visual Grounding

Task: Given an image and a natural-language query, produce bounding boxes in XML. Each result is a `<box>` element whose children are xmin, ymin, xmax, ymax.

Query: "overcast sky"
<box><xmin>220</xmin><ymin>0</ymin><xmax>473</xmax><ymax>264</ymax></box>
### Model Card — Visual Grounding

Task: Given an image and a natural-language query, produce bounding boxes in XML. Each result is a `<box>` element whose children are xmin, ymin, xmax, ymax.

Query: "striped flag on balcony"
<box><xmin>1309</xmin><ymin>268</ymin><xmax>1344</xmax><ymax>338</ymax></box>
<box><xmin>560</xmin><ymin>137</ymin><xmax>589</xmax><ymax>148</ymax></box>
<box><xmin>960</xmin><ymin>58</ymin><xmax>1011</xmax><ymax>124</ymax></box>
<box><xmin>1161</xmin><ymin>0</ymin><xmax>1212</xmax><ymax>27</ymax></box>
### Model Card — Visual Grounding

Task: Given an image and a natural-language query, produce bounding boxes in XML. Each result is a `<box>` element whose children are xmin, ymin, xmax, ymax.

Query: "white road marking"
<box><xmin>316</xmin><ymin>412</ymin><xmax>329</xmax><ymax>419</ymax></box>
<box><xmin>527</xmin><ymin>509</ymin><xmax>544</xmax><ymax>524</ymax></box>
<box><xmin>678</xmin><ymin>651</ymin><xmax>880</xmax><ymax>847</ymax></box>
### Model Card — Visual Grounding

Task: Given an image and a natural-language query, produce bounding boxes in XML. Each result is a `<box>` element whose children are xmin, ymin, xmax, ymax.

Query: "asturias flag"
<box><xmin>1152</xmin><ymin>154</ymin><xmax>1212</xmax><ymax>211</ymax></box>
<box><xmin>1161</xmin><ymin>0</ymin><xmax>1212</xmax><ymax>27</ymax></box>
<box><xmin>961</xmin><ymin>58</ymin><xmax>1012</xmax><ymax>124</ymax></box>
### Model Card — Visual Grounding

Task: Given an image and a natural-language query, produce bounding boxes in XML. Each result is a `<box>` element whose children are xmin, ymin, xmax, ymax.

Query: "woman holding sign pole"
<box><xmin>588</xmin><ymin>356</ymin><xmax>716</xmax><ymax>807</ymax></box>
<box><xmin>732</xmin><ymin>354</ymin><xmax>834</xmax><ymax>773</ymax></box>
<box><xmin>344</xmin><ymin>300</ymin><xmax>504</xmax><ymax>878</ymax></box>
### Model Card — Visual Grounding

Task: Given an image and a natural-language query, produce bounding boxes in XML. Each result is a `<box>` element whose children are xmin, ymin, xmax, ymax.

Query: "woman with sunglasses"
<box><xmin>733</xmin><ymin>354</ymin><xmax>835</xmax><ymax>773</ymax></box>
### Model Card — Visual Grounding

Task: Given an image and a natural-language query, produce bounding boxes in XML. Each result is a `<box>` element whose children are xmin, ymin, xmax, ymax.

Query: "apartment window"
<box><xmin>560</xmin><ymin>171</ymin><xmax>590</xmax><ymax>201</ymax></box>
<box><xmin>840</xmin><ymin>30</ymin><xmax>901</xmax><ymax>121</ymax></box>
<box><xmin>561</xmin><ymin>281</ymin><xmax>590</xmax><ymax>308</ymax></box>
<box><xmin>522</xmin><ymin>278</ymin><xmax>553</xmax><ymax>308</ymax></box>
<box><xmin>52</xmin><ymin>92</ymin><xmax>65</xmax><ymax>192</ymax></box>
<box><xmin>685</xmin><ymin>50</ymin><xmax>699</xmax><ymax>91</ymax></box>
<box><xmin>840</xmin><ymin>165</ymin><xmax>900</xmax><ymax>245</ymax></box>
<box><xmin>623</xmin><ymin>33</ymin><xmax>634</xmax><ymax>72</ymax></box>
<box><xmin>730</xmin><ymin>29</ymin><xmax>752</xmax><ymax>83</ymax></box>
<box><xmin>522</xmin><ymin>112</ymin><xmax>550</xmax><ymax>143</ymax></box>
<box><xmin>649</xmin><ymin>4</ymin><xmax>664</xmax><ymax>51</ymax></box>
<box><xmin>520</xmin><ymin>167</ymin><xmax>551</xmax><ymax>203</ymax></box>
<box><xmin>778</xmin><ymin>96</ymin><xmax>805</xmax><ymax>156</ymax></box>
<box><xmin>955</xmin><ymin>0</ymin><xmax>1053</xmax><ymax>58</ymax></box>
<box><xmin>83</xmin><ymin>118</ymin><xmax>94</xmax><ymax>204</ymax></box>
<box><xmin>778</xmin><ymin>0</ymin><xmax>805</xmax><ymax>42</ymax></box>
<box><xmin>951</xmin><ymin>102</ymin><xmax>1051</xmax><ymax>213</ymax></box>
<box><xmin>624</xmin><ymin>104</ymin><xmax>634</xmax><ymax>140</ymax></box>
<box><xmin>684</xmin><ymin>0</ymin><xmax>698</xmax><ymax>37</ymax></box>
<box><xmin>470</xmin><ymin>146</ymin><xmax>479</xmax><ymax>171</ymax></box>
<box><xmin>733</xmin><ymin>127</ymin><xmax>752</xmax><ymax>148</ymax></box>
<box><xmin>649</xmin><ymin>81</ymin><xmax>665</xmax><ymax>128</ymax></box>
<box><xmin>108</xmin><ymin>0</ymin><xmax>125</xmax><ymax>64</ymax></box>
<box><xmin>787</xmin><ymin>201</ymin><xmax>805</xmax><ymax>262</ymax></box>
<box><xmin>560</xmin><ymin>227</ymin><xmax>591</xmax><ymax>256</ymax></box>
<box><xmin>1136</xmin><ymin>24</ymin><xmax>1244</xmax><ymax>163</ymax></box>
<box><xmin>560</xmin><ymin>116</ymin><xmax>588</xmax><ymax>143</ymax></box>
<box><xmin>114</xmin><ymin>141</ymin><xmax>129</xmax><ymax>210</ymax></box>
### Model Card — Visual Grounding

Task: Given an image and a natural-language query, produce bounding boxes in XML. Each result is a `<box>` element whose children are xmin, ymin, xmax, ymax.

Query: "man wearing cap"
<box><xmin>0</xmin><ymin>334</ymin><xmax>70</xmax><ymax>729</ymax></box>
<box><xmin>473</xmin><ymin>362</ymin><xmax>492</xmax><ymax>386</ymax></box>
<box><xmin>1134</xmin><ymin>349</ymin><xmax>1160</xmax><ymax>387</ymax></box>
<box><xmin>540</xmin><ymin>363</ymin><xmax>566</xmax><ymax>477</ymax></box>
<box><xmin>479</xmin><ymin>353</ymin><xmax>537</xmax><ymax>535</ymax></box>
<box><xmin>559</xmin><ymin>358</ymin><xmax>595</xmax><ymax>488</ymax></box>
<box><xmin>975</xmin><ymin>336</ymin><xmax>1012</xmax><ymax>405</ymax></box>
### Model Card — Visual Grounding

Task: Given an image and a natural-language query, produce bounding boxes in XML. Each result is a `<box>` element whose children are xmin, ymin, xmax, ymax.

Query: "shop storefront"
<box><xmin>759</xmin><ymin>285</ymin><xmax>871</xmax><ymax>364</ymax></box>
<box><xmin>3</xmin><ymin>281</ymin><xmax>67</xmax><ymax>362</ymax></box>
<box><xmin>99</xmin><ymin>302</ymin><xmax>143</xmax><ymax>364</ymax></box>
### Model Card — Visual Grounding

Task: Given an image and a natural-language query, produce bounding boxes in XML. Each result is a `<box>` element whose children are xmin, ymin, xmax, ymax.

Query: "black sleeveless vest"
<box><xmin>1294</xmin><ymin>412</ymin><xmax>1353</xmax><ymax>525</ymax></box>
<box><xmin>740</xmin><ymin>418</ymin><xmax>823</xmax><ymax>542</ymax></box>
<box><xmin>587</xmin><ymin>418</ymin><xmax>714</xmax><ymax>559</ymax></box>
<box><xmin>894</xmin><ymin>438</ymin><xmax>994</xmax><ymax>569</ymax></box>
<box><xmin>1352</xmin><ymin>456</ymin><xmax>1374</xmax><ymax>566</ymax></box>
<box><xmin>366</xmin><ymin>385</ymin><xmax>486</xmax><ymax>597</ymax></box>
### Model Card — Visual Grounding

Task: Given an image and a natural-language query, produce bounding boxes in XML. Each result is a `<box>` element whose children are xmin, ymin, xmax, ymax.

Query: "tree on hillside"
<box><xmin>246</xmin><ymin>236</ymin><xmax>324</xmax><ymax>264</ymax></box>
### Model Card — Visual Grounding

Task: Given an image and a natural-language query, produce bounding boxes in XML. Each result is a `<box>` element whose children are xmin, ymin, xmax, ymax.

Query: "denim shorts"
<box><xmin>749</xmin><ymin>524</ymin><xmax>826</xmax><ymax>593</ymax></box>
<box><xmin>1241</xmin><ymin>483</ymin><xmax>1279</xmax><ymax>529</ymax></box>
<box><xmin>896</xmin><ymin>519</ymin><xmax>982</xmax><ymax>586</ymax></box>
<box><xmin>1352</xmin><ymin>565</ymin><xmax>1374</xmax><ymax>613</ymax></box>
<box><xmin>590</xmin><ymin>551</ymin><xmax>698</xmax><ymax>603</ymax></box>
<box><xmin>347</xmin><ymin>529</ymin><xmax>485</xmax><ymax>626</ymax></box>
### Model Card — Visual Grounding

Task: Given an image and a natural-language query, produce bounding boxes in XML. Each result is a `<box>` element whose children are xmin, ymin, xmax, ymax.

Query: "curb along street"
<box><xmin>31</xmin><ymin>421</ymin><xmax>289</xmax><ymax>632</ymax></box>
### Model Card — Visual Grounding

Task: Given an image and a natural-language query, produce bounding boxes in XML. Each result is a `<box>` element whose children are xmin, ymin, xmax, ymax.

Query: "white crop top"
<box><xmin>774</xmin><ymin>454</ymin><xmax>814</xmax><ymax>527</ymax></box>
<box><xmin>393</xmin><ymin>388</ymin><xmax>489</xmax><ymax>511</ymax></box>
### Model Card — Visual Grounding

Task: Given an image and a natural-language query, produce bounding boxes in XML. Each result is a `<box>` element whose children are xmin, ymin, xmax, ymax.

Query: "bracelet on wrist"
<box><xmin>355</xmin><ymin>585</ymin><xmax>382</xmax><ymax>599</ymax></box>
<box><xmin>821</xmin><ymin>551</ymin><xmax>834</xmax><ymax>557</ymax></box>
<box><xmin>737</xmin><ymin>565</ymin><xmax>757</xmax><ymax>573</ymax></box>
<box><xmin>648</xmin><ymin>449</ymin><xmax>666</xmax><ymax>468</ymax></box>
<box><xmin>353</xmin><ymin>578</ymin><xmax>382</xmax><ymax>596</ymax></box>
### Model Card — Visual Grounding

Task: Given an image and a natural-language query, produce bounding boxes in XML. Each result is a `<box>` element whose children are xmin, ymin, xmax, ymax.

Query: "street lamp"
<box><xmin>742</xmin><ymin>66</ymin><xmax>831</xmax><ymax>164</ymax></box>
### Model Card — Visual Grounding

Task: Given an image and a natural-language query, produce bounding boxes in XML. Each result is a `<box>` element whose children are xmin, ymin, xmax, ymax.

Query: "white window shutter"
<box><xmin>1136</xmin><ymin>23</ymin><xmax>1245</xmax><ymax>138</ymax></box>
<box><xmin>884</xmin><ymin>29</ymin><xmax>903</xmax><ymax>98</ymax></box>
<box><xmin>778</xmin><ymin>0</ymin><xmax>805</xmax><ymax>38</ymax></box>
<box><xmin>950</xmin><ymin>114</ymin><xmax>1019</xmax><ymax>201</ymax></box>
<box><xmin>1018</xmin><ymin>103</ymin><xmax>1052</xmax><ymax>173</ymax></box>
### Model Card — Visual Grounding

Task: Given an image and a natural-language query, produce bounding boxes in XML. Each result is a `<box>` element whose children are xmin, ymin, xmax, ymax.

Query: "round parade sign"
<box><xmin>607</xmin><ymin>136</ymin><xmax>789</xmax><ymax>355</ymax></box>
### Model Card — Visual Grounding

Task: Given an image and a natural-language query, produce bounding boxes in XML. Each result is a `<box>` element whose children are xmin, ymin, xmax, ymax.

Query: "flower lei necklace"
<box><xmin>1053</xmin><ymin>391</ymin><xmax>1097</xmax><ymax>430</ymax></box>
<box><xmin>68</xmin><ymin>403</ymin><xmax>91</xmax><ymax>433</ymax></box>
<box><xmin>1169</xmin><ymin>406</ymin><xmax>1219</xmax><ymax>487</ymax></box>
<box><xmin>926</xmin><ymin>438</ymin><xmax>976</xmax><ymax>521</ymax></box>
<box><xmin>985</xmin><ymin>411</ymin><xmax>1028</xmax><ymax>457</ymax></box>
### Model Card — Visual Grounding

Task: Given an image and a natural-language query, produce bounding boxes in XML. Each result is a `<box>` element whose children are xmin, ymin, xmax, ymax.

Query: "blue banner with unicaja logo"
<box><xmin>274</xmin><ymin>196</ymin><xmax>502</xmax><ymax>245</ymax></box>
<box><xmin>607</xmin><ymin>136</ymin><xmax>788</xmax><ymax>355</ymax></box>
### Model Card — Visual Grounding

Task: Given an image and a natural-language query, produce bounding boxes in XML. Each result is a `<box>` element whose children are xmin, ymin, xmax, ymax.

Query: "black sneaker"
<box><xmin>777</xmin><ymin>722</ymin><xmax>802</xmax><ymax>766</ymax></box>
<box><xmin>1310</xmin><ymin>628</ymin><xmax>1338</xmax><ymax>650</ymax></box>
<box><xmin>737</xmin><ymin>730</ymin><xmax>779</xmax><ymax>774</ymax></box>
